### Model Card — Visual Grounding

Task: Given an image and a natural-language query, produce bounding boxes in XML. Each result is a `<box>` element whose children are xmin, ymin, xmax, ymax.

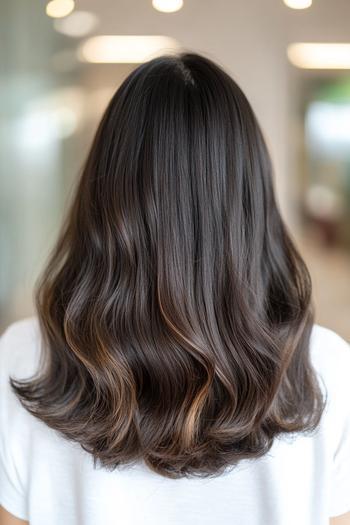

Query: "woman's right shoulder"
<box><xmin>309</xmin><ymin>323</ymin><xmax>350</xmax><ymax>387</ymax></box>
<box><xmin>309</xmin><ymin>323</ymin><xmax>350</xmax><ymax>426</ymax></box>
<box><xmin>310</xmin><ymin>326</ymin><xmax>350</xmax><ymax>522</ymax></box>
<box><xmin>309</xmin><ymin>323</ymin><xmax>350</xmax><ymax>451</ymax></box>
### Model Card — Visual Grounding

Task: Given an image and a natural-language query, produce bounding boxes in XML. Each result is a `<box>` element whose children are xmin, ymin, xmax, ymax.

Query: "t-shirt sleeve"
<box><xmin>327</xmin><ymin>330</ymin><xmax>350</xmax><ymax>518</ymax></box>
<box><xmin>0</xmin><ymin>323</ymin><xmax>29</xmax><ymax>520</ymax></box>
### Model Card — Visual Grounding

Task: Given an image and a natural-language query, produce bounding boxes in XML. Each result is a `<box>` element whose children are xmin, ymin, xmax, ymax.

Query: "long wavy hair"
<box><xmin>11</xmin><ymin>51</ymin><xmax>326</xmax><ymax>479</ymax></box>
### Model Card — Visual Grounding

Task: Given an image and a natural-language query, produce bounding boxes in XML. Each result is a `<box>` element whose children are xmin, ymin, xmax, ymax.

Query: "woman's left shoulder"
<box><xmin>0</xmin><ymin>316</ymin><xmax>41</xmax><ymax>379</ymax></box>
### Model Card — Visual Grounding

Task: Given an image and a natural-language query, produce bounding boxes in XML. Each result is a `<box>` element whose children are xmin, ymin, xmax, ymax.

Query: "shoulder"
<box><xmin>310</xmin><ymin>323</ymin><xmax>350</xmax><ymax>357</ymax></box>
<box><xmin>0</xmin><ymin>316</ymin><xmax>41</xmax><ymax>380</ymax></box>
<box><xmin>0</xmin><ymin>315</ymin><xmax>40</xmax><ymax>346</ymax></box>
<box><xmin>309</xmin><ymin>323</ymin><xmax>350</xmax><ymax>386</ymax></box>
<box><xmin>310</xmin><ymin>326</ymin><xmax>350</xmax><ymax>517</ymax></box>
<box><xmin>0</xmin><ymin>316</ymin><xmax>42</xmax><ymax>436</ymax></box>
<box><xmin>0</xmin><ymin>317</ymin><xmax>41</xmax><ymax>522</ymax></box>
<box><xmin>309</xmin><ymin>323</ymin><xmax>350</xmax><ymax>437</ymax></box>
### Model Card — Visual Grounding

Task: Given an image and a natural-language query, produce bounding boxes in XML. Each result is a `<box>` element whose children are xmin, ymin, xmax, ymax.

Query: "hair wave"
<box><xmin>11</xmin><ymin>51</ymin><xmax>326</xmax><ymax>479</ymax></box>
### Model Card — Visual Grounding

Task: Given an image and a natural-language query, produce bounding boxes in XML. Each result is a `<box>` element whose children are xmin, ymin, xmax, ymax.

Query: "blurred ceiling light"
<box><xmin>46</xmin><ymin>0</ymin><xmax>75</xmax><ymax>18</ymax></box>
<box><xmin>283</xmin><ymin>0</ymin><xmax>312</xmax><ymax>9</ymax></box>
<box><xmin>78</xmin><ymin>35</ymin><xmax>180</xmax><ymax>63</ymax></box>
<box><xmin>287</xmin><ymin>43</ymin><xmax>350</xmax><ymax>69</ymax></box>
<box><xmin>152</xmin><ymin>0</ymin><xmax>184</xmax><ymax>13</ymax></box>
<box><xmin>53</xmin><ymin>10</ymin><xmax>98</xmax><ymax>37</ymax></box>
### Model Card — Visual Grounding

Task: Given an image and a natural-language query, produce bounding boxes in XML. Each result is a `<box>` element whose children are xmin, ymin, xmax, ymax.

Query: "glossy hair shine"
<box><xmin>11</xmin><ymin>52</ymin><xmax>326</xmax><ymax>479</ymax></box>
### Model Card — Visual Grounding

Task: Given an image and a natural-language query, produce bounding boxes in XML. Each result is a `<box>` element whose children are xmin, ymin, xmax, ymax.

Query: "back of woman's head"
<box><xmin>11</xmin><ymin>51</ymin><xmax>326</xmax><ymax>479</ymax></box>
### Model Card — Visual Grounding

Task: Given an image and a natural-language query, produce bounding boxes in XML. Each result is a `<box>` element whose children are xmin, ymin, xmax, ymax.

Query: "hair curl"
<box><xmin>11</xmin><ymin>51</ymin><xmax>326</xmax><ymax>479</ymax></box>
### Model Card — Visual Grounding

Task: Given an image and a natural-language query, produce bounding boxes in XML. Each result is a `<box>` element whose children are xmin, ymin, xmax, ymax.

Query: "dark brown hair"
<box><xmin>11</xmin><ymin>51</ymin><xmax>326</xmax><ymax>479</ymax></box>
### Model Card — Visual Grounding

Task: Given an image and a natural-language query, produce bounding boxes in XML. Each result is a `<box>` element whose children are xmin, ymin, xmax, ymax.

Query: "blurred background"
<box><xmin>1</xmin><ymin>0</ymin><xmax>349</xmax><ymax>339</ymax></box>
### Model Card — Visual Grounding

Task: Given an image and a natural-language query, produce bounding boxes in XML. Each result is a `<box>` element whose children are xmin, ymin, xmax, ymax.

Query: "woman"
<box><xmin>0</xmin><ymin>52</ymin><xmax>349</xmax><ymax>525</ymax></box>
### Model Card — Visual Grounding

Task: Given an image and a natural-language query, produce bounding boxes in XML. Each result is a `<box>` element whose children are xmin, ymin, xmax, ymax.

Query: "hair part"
<box><xmin>11</xmin><ymin>51</ymin><xmax>326</xmax><ymax>479</ymax></box>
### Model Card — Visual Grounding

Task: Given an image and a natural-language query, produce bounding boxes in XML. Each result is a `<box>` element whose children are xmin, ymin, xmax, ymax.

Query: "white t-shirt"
<box><xmin>0</xmin><ymin>316</ymin><xmax>350</xmax><ymax>525</ymax></box>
